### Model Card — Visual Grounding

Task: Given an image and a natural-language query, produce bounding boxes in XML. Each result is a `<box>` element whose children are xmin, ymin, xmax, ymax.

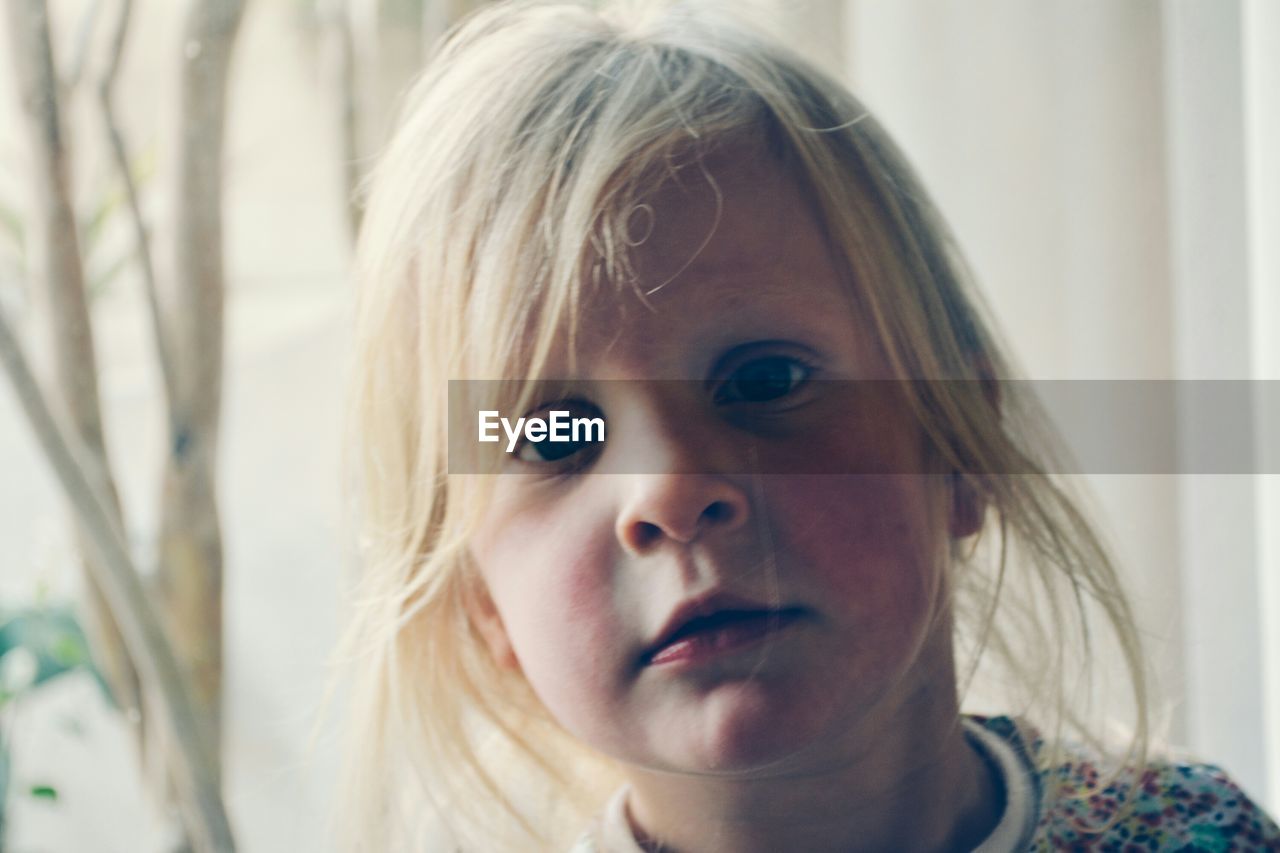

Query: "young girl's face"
<box><xmin>468</xmin><ymin>148</ymin><xmax>963</xmax><ymax>779</ymax></box>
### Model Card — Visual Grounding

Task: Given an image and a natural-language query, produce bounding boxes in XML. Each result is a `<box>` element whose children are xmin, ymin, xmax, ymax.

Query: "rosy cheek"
<box><xmin>766</xmin><ymin>475</ymin><xmax>938</xmax><ymax>622</ymax></box>
<box><xmin>485</xmin><ymin>508</ymin><xmax>613</xmax><ymax>628</ymax></box>
<box><xmin>475</xmin><ymin>502</ymin><xmax>631</xmax><ymax>721</ymax></box>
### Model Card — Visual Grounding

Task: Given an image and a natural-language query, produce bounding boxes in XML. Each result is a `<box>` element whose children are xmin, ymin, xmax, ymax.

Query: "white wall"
<box><xmin>1244</xmin><ymin>0</ymin><xmax>1280</xmax><ymax>809</ymax></box>
<box><xmin>838</xmin><ymin>0</ymin><xmax>1277</xmax><ymax>811</ymax></box>
<box><xmin>1163</xmin><ymin>0</ymin><xmax>1271</xmax><ymax>808</ymax></box>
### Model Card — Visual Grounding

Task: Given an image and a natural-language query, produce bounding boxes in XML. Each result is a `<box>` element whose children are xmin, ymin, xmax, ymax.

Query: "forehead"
<box><xmin>567</xmin><ymin>148</ymin><xmax>864</xmax><ymax>365</ymax></box>
<box><xmin>629</xmin><ymin>148</ymin><xmax>828</xmax><ymax>290</ymax></box>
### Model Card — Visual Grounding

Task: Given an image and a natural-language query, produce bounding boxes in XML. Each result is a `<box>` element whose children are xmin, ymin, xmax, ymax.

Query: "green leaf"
<box><xmin>0</xmin><ymin>605</ymin><xmax>107</xmax><ymax>703</ymax></box>
<box><xmin>51</xmin><ymin>633</ymin><xmax>87</xmax><ymax>667</ymax></box>
<box><xmin>29</xmin><ymin>784</ymin><xmax>58</xmax><ymax>801</ymax></box>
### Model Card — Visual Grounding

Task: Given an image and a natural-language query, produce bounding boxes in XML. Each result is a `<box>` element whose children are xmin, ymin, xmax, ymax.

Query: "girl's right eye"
<box><xmin>513</xmin><ymin>401</ymin><xmax>605</xmax><ymax>467</ymax></box>
<box><xmin>712</xmin><ymin>354</ymin><xmax>815</xmax><ymax>407</ymax></box>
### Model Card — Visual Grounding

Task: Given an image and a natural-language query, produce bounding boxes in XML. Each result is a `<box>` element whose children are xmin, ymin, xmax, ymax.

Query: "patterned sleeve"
<box><xmin>1037</xmin><ymin>758</ymin><xmax>1280</xmax><ymax>851</ymax></box>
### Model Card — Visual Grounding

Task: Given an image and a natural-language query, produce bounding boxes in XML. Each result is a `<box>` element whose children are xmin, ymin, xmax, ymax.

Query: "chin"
<box><xmin>676</xmin><ymin>678</ymin><xmax>837</xmax><ymax>774</ymax></box>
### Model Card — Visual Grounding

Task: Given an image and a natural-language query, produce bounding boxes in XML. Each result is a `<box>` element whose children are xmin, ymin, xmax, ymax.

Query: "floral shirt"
<box><xmin>976</xmin><ymin>715</ymin><xmax>1280</xmax><ymax>851</ymax></box>
<box><xmin>571</xmin><ymin>715</ymin><xmax>1280</xmax><ymax>852</ymax></box>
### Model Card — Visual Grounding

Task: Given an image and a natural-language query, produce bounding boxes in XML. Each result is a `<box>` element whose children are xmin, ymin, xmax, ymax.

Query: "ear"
<box><xmin>949</xmin><ymin>473</ymin><xmax>986</xmax><ymax>540</ymax></box>
<box><xmin>462</xmin><ymin>573</ymin><xmax>521</xmax><ymax>672</ymax></box>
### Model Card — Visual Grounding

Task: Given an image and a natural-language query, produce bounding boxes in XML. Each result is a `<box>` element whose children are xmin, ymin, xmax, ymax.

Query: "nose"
<box><xmin>615</xmin><ymin>473</ymin><xmax>751</xmax><ymax>554</ymax></box>
<box><xmin>608</xmin><ymin>390</ymin><xmax>753</xmax><ymax>554</ymax></box>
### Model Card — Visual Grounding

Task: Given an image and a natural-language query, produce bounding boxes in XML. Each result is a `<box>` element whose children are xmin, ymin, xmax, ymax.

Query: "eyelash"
<box><xmin>512</xmin><ymin>351</ymin><xmax>819</xmax><ymax>469</ymax></box>
<box><xmin>711</xmin><ymin>354</ymin><xmax>816</xmax><ymax>407</ymax></box>
<box><xmin>512</xmin><ymin>400</ymin><xmax>604</xmax><ymax>466</ymax></box>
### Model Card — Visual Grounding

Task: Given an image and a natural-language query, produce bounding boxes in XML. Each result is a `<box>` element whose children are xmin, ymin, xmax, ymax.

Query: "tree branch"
<box><xmin>0</xmin><ymin>300</ymin><xmax>236</xmax><ymax>853</ymax></box>
<box><xmin>98</xmin><ymin>0</ymin><xmax>178</xmax><ymax>413</ymax></box>
<box><xmin>324</xmin><ymin>0</ymin><xmax>363</xmax><ymax>240</ymax></box>
<box><xmin>4</xmin><ymin>1</ymin><xmax>235</xmax><ymax>848</ymax></box>
<box><xmin>64</xmin><ymin>0</ymin><xmax>104</xmax><ymax>92</ymax></box>
<box><xmin>3</xmin><ymin>0</ymin><xmax>144</xmax><ymax>758</ymax></box>
<box><xmin>152</xmin><ymin>0</ymin><xmax>246</xmax><ymax>819</ymax></box>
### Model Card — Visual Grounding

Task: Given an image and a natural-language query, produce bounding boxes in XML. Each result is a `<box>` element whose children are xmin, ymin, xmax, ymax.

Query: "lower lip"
<box><xmin>646</xmin><ymin>610</ymin><xmax>805</xmax><ymax>668</ymax></box>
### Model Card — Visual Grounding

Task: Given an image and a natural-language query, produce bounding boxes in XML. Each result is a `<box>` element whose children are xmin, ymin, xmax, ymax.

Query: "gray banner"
<box><xmin>446</xmin><ymin>380</ymin><xmax>1280</xmax><ymax>474</ymax></box>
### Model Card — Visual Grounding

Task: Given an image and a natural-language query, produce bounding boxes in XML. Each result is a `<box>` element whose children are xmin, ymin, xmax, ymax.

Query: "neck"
<box><xmin>623</xmin><ymin>667</ymin><xmax>1002</xmax><ymax>852</ymax></box>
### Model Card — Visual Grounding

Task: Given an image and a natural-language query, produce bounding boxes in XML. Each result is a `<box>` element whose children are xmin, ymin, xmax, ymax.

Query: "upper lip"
<box><xmin>640</xmin><ymin>591</ymin><xmax>799</xmax><ymax>664</ymax></box>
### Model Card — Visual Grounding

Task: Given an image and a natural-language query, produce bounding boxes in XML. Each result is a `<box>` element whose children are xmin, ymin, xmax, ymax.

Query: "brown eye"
<box><xmin>714</xmin><ymin>357</ymin><xmax>812</xmax><ymax>405</ymax></box>
<box><xmin>513</xmin><ymin>401</ymin><xmax>605</xmax><ymax>465</ymax></box>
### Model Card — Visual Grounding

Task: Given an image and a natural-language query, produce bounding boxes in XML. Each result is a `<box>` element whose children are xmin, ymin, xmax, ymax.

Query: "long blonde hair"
<box><xmin>336</xmin><ymin>1</ymin><xmax>1150</xmax><ymax>849</ymax></box>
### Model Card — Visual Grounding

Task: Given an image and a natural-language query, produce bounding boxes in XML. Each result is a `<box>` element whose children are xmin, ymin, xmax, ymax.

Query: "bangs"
<box><xmin>428</xmin><ymin>19</ymin><xmax>855</xmax><ymax>394</ymax></box>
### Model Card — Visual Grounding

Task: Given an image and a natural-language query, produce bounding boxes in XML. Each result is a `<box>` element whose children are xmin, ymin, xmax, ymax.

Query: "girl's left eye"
<box><xmin>512</xmin><ymin>401</ymin><xmax>605</xmax><ymax>468</ymax></box>
<box><xmin>713</xmin><ymin>356</ymin><xmax>813</xmax><ymax>405</ymax></box>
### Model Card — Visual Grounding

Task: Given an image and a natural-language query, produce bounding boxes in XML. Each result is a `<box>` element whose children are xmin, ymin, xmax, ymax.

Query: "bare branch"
<box><xmin>152</xmin><ymin>0</ymin><xmax>247</xmax><ymax>823</ymax></box>
<box><xmin>3</xmin><ymin>0</ymin><xmax>144</xmax><ymax>752</ymax></box>
<box><xmin>65</xmin><ymin>0</ymin><xmax>105</xmax><ymax>92</ymax></box>
<box><xmin>98</xmin><ymin>0</ymin><xmax>178</xmax><ymax>413</ymax></box>
<box><xmin>324</xmin><ymin>0</ymin><xmax>363</xmax><ymax>239</ymax></box>
<box><xmin>167</xmin><ymin>0</ymin><xmax>245</xmax><ymax>436</ymax></box>
<box><xmin>0</xmin><ymin>300</ymin><xmax>236</xmax><ymax>853</ymax></box>
<box><xmin>4</xmin><ymin>1</ymin><xmax>237</xmax><ymax>848</ymax></box>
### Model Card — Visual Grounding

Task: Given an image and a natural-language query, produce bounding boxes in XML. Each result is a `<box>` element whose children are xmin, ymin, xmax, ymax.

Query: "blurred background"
<box><xmin>0</xmin><ymin>0</ymin><xmax>1275</xmax><ymax>850</ymax></box>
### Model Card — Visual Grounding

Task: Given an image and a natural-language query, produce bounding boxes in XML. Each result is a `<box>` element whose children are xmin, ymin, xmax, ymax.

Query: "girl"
<box><xmin>337</xmin><ymin>1</ymin><xmax>1280</xmax><ymax>850</ymax></box>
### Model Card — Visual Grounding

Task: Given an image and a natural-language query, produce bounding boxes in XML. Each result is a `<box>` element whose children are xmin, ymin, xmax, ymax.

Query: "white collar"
<box><xmin>963</xmin><ymin>717</ymin><xmax>1037</xmax><ymax>852</ymax></box>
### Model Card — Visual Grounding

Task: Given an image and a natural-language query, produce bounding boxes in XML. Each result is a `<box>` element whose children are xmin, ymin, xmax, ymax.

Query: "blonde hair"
<box><xmin>336</xmin><ymin>1</ymin><xmax>1151</xmax><ymax>849</ymax></box>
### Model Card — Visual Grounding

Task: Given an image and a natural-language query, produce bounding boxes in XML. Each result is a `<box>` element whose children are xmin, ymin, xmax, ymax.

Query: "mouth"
<box><xmin>641</xmin><ymin>599</ymin><xmax>808</xmax><ymax>668</ymax></box>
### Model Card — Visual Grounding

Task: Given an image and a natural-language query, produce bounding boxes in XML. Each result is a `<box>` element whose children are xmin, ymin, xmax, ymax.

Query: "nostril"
<box><xmin>618</xmin><ymin>481</ymin><xmax>750</xmax><ymax>553</ymax></box>
<box><xmin>632</xmin><ymin>521</ymin><xmax>663</xmax><ymax>550</ymax></box>
<box><xmin>701</xmin><ymin>500</ymin><xmax>736</xmax><ymax>526</ymax></box>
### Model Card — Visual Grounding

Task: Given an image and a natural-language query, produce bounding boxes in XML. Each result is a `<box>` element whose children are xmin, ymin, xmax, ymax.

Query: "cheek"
<box><xmin>471</xmin><ymin>502</ymin><xmax>631</xmax><ymax>731</ymax></box>
<box><xmin>767</xmin><ymin>475</ymin><xmax>944</xmax><ymax>636</ymax></box>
